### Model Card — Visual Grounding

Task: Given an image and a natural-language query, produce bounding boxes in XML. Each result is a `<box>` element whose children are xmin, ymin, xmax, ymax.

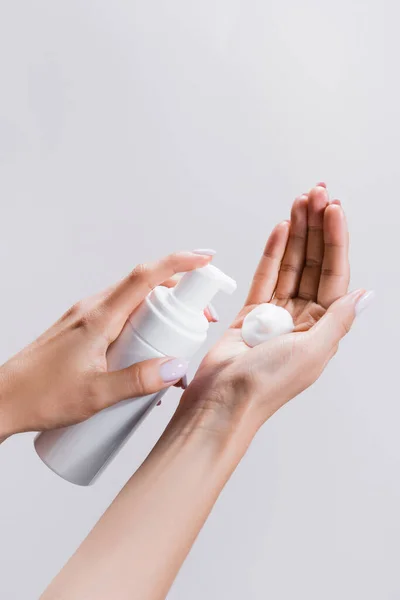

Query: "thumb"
<box><xmin>308</xmin><ymin>289</ymin><xmax>374</xmax><ymax>355</ymax></box>
<box><xmin>98</xmin><ymin>357</ymin><xmax>189</xmax><ymax>408</ymax></box>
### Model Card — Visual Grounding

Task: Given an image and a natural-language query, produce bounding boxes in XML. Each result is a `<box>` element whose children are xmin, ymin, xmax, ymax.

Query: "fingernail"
<box><xmin>316</xmin><ymin>182</ymin><xmax>327</xmax><ymax>188</ymax></box>
<box><xmin>181</xmin><ymin>374</ymin><xmax>188</xmax><ymax>389</ymax></box>
<box><xmin>207</xmin><ymin>302</ymin><xmax>219</xmax><ymax>322</ymax></box>
<box><xmin>160</xmin><ymin>358</ymin><xmax>189</xmax><ymax>383</ymax></box>
<box><xmin>192</xmin><ymin>248</ymin><xmax>216</xmax><ymax>256</ymax></box>
<box><xmin>331</xmin><ymin>199</ymin><xmax>341</xmax><ymax>206</ymax></box>
<box><xmin>355</xmin><ymin>290</ymin><xmax>375</xmax><ymax>316</ymax></box>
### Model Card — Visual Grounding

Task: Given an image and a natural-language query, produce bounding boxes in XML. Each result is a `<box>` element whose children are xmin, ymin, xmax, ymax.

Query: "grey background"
<box><xmin>0</xmin><ymin>1</ymin><xmax>396</xmax><ymax>598</ymax></box>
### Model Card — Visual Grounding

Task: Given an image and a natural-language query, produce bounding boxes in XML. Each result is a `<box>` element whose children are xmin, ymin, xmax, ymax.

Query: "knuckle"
<box><xmin>130</xmin><ymin>262</ymin><xmax>149</xmax><ymax>280</ymax></box>
<box><xmin>64</xmin><ymin>301</ymin><xmax>85</xmax><ymax>319</ymax></box>
<box><xmin>306</xmin><ymin>257</ymin><xmax>322</xmax><ymax>268</ymax></box>
<box><xmin>298</xmin><ymin>291</ymin><xmax>315</xmax><ymax>302</ymax></box>
<box><xmin>71</xmin><ymin>313</ymin><xmax>93</xmax><ymax>332</ymax></box>
<box><xmin>280</xmin><ymin>262</ymin><xmax>300</xmax><ymax>274</ymax></box>
<box><xmin>307</xmin><ymin>222</ymin><xmax>323</xmax><ymax>232</ymax></box>
<box><xmin>129</xmin><ymin>365</ymin><xmax>147</xmax><ymax>396</ymax></box>
<box><xmin>71</xmin><ymin>307</ymin><xmax>105</xmax><ymax>334</ymax></box>
<box><xmin>262</xmin><ymin>248</ymin><xmax>277</xmax><ymax>260</ymax></box>
<box><xmin>321</xmin><ymin>267</ymin><xmax>335</xmax><ymax>277</ymax></box>
<box><xmin>128</xmin><ymin>263</ymin><xmax>153</xmax><ymax>294</ymax></box>
<box><xmin>321</xmin><ymin>269</ymin><xmax>345</xmax><ymax>280</ymax></box>
<box><xmin>324</xmin><ymin>241</ymin><xmax>343</xmax><ymax>249</ymax></box>
<box><xmin>165</xmin><ymin>253</ymin><xmax>182</xmax><ymax>275</ymax></box>
<box><xmin>62</xmin><ymin>298</ymin><xmax>104</xmax><ymax>327</ymax></box>
<box><xmin>290</xmin><ymin>231</ymin><xmax>307</xmax><ymax>242</ymax></box>
<box><xmin>274</xmin><ymin>292</ymin><xmax>295</xmax><ymax>300</ymax></box>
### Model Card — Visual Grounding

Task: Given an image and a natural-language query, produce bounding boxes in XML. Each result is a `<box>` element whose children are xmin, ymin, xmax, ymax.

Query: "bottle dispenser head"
<box><xmin>128</xmin><ymin>262</ymin><xmax>237</xmax><ymax>358</ymax></box>
<box><xmin>171</xmin><ymin>264</ymin><xmax>237</xmax><ymax>311</ymax></box>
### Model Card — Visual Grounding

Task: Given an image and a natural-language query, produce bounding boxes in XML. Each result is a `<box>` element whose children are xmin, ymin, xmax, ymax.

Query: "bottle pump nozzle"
<box><xmin>171</xmin><ymin>264</ymin><xmax>237</xmax><ymax>311</ymax></box>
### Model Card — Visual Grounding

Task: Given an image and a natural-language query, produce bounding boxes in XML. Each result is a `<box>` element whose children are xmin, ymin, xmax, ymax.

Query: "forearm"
<box><xmin>41</xmin><ymin>399</ymin><xmax>256</xmax><ymax>600</ymax></box>
<box><xmin>0</xmin><ymin>366</ymin><xmax>16</xmax><ymax>443</ymax></box>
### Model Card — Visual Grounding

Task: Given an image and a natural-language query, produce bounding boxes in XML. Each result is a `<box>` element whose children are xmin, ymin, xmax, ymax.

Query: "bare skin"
<box><xmin>40</xmin><ymin>186</ymin><xmax>372</xmax><ymax>600</ymax></box>
<box><xmin>187</xmin><ymin>186</ymin><xmax>352</xmax><ymax>428</ymax></box>
<box><xmin>0</xmin><ymin>251</ymin><xmax>214</xmax><ymax>439</ymax></box>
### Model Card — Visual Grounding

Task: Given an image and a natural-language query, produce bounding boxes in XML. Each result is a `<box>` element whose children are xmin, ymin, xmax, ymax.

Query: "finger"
<box><xmin>330</xmin><ymin>200</ymin><xmax>349</xmax><ymax>249</ymax></box>
<box><xmin>274</xmin><ymin>195</ymin><xmax>308</xmax><ymax>300</ymax></box>
<box><xmin>317</xmin><ymin>203</ymin><xmax>350</xmax><ymax>308</ymax></box>
<box><xmin>161</xmin><ymin>275</ymin><xmax>181</xmax><ymax>288</ymax></box>
<box><xmin>306</xmin><ymin>289</ymin><xmax>369</xmax><ymax>356</ymax></box>
<box><xmin>299</xmin><ymin>186</ymin><xmax>329</xmax><ymax>301</ymax></box>
<box><xmin>174</xmin><ymin>374</ymin><xmax>188</xmax><ymax>390</ymax></box>
<box><xmin>204</xmin><ymin>303</ymin><xmax>219</xmax><ymax>322</ymax></box>
<box><xmin>98</xmin><ymin>357</ymin><xmax>189</xmax><ymax>408</ymax></box>
<box><xmin>101</xmin><ymin>252</ymin><xmax>213</xmax><ymax>340</ymax></box>
<box><xmin>245</xmin><ymin>221</ymin><xmax>290</xmax><ymax>306</ymax></box>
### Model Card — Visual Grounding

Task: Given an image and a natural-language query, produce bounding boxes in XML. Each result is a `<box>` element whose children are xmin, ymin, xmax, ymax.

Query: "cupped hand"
<box><xmin>183</xmin><ymin>186</ymin><xmax>372</xmax><ymax>434</ymax></box>
<box><xmin>0</xmin><ymin>251</ymin><xmax>214</xmax><ymax>439</ymax></box>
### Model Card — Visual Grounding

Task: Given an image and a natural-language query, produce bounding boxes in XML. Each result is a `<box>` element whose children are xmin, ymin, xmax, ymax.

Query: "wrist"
<box><xmin>170</xmin><ymin>383</ymin><xmax>261</xmax><ymax>462</ymax></box>
<box><xmin>141</xmin><ymin>395</ymin><xmax>255</xmax><ymax>508</ymax></box>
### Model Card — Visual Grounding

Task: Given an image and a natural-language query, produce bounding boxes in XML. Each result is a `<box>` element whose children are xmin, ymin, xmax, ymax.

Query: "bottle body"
<box><xmin>34</xmin><ymin>323</ymin><xmax>167</xmax><ymax>486</ymax></box>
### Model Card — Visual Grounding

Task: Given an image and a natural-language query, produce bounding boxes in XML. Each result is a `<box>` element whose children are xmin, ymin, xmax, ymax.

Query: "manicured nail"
<box><xmin>160</xmin><ymin>358</ymin><xmax>189</xmax><ymax>383</ymax></box>
<box><xmin>316</xmin><ymin>182</ymin><xmax>327</xmax><ymax>188</ymax></box>
<box><xmin>207</xmin><ymin>302</ymin><xmax>219</xmax><ymax>322</ymax></box>
<box><xmin>193</xmin><ymin>248</ymin><xmax>217</xmax><ymax>256</ymax></box>
<box><xmin>355</xmin><ymin>290</ymin><xmax>375</xmax><ymax>316</ymax></box>
<box><xmin>331</xmin><ymin>199</ymin><xmax>341</xmax><ymax>206</ymax></box>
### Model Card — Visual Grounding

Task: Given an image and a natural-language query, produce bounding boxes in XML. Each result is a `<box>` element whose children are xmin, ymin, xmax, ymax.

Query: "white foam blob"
<box><xmin>241</xmin><ymin>303</ymin><xmax>295</xmax><ymax>347</ymax></box>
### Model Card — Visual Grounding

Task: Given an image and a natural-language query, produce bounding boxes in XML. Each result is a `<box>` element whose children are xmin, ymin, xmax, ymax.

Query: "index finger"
<box><xmin>245</xmin><ymin>221</ymin><xmax>290</xmax><ymax>306</ymax></box>
<box><xmin>102</xmin><ymin>251</ymin><xmax>213</xmax><ymax>340</ymax></box>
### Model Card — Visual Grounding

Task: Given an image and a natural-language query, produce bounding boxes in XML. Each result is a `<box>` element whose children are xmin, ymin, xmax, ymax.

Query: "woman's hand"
<box><xmin>0</xmin><ymin>251</ymin><xmax>214</xmax><ymax>440</ymax></box>
<box><xmin>181</xmin><ymin>186</ymin><xmax>373</xmax><ymax>437</ymax></box>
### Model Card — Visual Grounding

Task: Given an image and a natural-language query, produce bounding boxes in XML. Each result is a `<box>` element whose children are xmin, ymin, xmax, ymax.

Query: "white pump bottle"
<box><xmin>34</xmin><ymin>264</ymin><xmax>236</xmax><ymax>486</ymax></box>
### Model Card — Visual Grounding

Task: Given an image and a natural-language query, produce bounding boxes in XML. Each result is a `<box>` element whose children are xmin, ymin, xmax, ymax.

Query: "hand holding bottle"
<box><xmin>177</xmin><ymin>186</ymin><xmax>374</xmax><ymax>440</ymax></box>
<box><xmin>0</xmin><ymin>251</ymin><xmax>214</xmax><ymax>441</ymax></box>
<box><xmin>34</xmin><ymin>256</ymin><xmax>236</xmax><ymax>485</ymax></box>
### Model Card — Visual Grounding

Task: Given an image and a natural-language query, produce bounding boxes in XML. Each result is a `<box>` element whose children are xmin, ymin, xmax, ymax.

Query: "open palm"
<box><xmin>197</xmin><ymin>184</ymin><xmax>350</xmax><ymax>370</ymax></box>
